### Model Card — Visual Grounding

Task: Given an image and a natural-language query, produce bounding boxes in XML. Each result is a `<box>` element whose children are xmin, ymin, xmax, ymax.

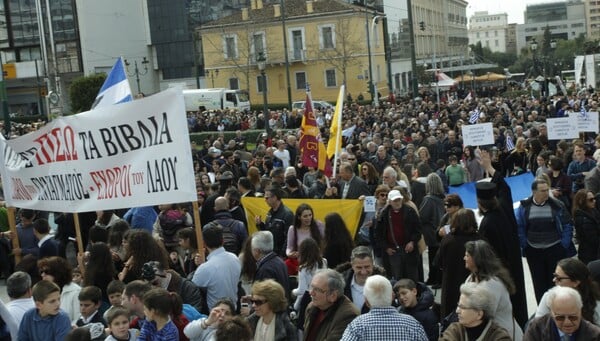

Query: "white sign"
<box><xmin>0</xmin><ymin>88</ymin><xmax>197</xmax><ymax>212</ymax></box>
<box><xmin>363</xmin><ymin>196</ymin><xmax>376</xmax><ymax>212</ymax></box>
<box><xmin>547</xmin><ymin>117</ymin><xmax>579</xmax><ymax>140</ymax></box>
<box><xmin>461</xmin><ymin>122</ymin><xmax>494</xmax><ymax>147</ymax></box>
<box><xmin>575</xmin><ymin>111</ymin><xmax>599</xmax><ymax>133</ymax></box>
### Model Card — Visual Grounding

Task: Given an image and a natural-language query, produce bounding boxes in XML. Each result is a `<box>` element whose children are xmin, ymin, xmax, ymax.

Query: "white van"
<box><xmin>183</xmin><ymin>88</ymin><xmax>250</xmax><ymax>112</ymax></box>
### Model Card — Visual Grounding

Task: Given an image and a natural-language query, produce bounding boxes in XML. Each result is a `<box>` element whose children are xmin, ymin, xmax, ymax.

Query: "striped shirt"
<box><xmin>341</xmin><ymin>306</ymin><xmax>428</xmax><ymax>341</ymax></box>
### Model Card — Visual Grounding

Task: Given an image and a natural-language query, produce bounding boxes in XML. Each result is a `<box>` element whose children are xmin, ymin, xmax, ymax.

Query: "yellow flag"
<box><xmin>327</xmin><ymin>85</ymin><xmax>345</xmax><ymax>159</ymax></box>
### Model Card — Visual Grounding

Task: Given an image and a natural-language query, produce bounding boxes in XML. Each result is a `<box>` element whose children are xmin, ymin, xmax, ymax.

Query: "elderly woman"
<box><xmin>440</xmin><ymin>282</ymin><xmax>512</xmax><ymax>340</ymax></box>
<box><xmin>246</xmin><ymin>279</ymin><xmax>297</xmax><ymax>340</ymax></box>
<box><xmin>464</xmin><ymin>240</ymin><xmax>523</xmax><ymax>340</ymax></box>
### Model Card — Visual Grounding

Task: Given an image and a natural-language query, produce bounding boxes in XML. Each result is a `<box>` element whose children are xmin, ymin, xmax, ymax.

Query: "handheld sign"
<box><xmin>461</xmin><ymin>123</ymin><xmax>494</xmax><ymax>147</ymax></box>
<box><xmin>547</xmin><ymin>117</ymin><xmax>579</xmax><ymax>140</ymax></box>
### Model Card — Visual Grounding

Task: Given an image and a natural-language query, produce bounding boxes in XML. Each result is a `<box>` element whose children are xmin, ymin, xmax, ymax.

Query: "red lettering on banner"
<box><xmin>89</xmin><ymin>165</ymin><xmax>132</xmax><ymax>200</ymax></box>
<box><xmin>33</xmin><ymin>126</ymin><xmax>78</xmax><ymax>165</ymax></box>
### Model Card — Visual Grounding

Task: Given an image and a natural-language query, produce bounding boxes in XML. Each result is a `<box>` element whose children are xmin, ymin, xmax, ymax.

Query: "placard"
<box><xmin>461</xmin><ymin>122</ymin><xmax>494</xmax><ymax>146</ymax></box>
<box><xmin>547</xmin><ymin>117</ymin><xmax>579</xmax><ymax>140</ymax></box>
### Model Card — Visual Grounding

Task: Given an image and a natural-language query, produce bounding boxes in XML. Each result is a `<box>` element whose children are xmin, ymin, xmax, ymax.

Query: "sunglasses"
<box><xmin>348</xmin><ymin>158</ymin><xmax>356</xmax><ymax>161</ymax></box>
<box><xmin>588</xmin><ymin>198</ymin><xmax>597</xmax><ymax>202</ymax></box>
<box><xmin>251</xmin><ymin>299</ymin><xmax>266</xmax><ymax>306</ymax></box>
<box><xmin>444</xmin><ymin>203</ymin><xmax>452</xmax><ymax>207</ymax></box>
<box><xmin>379</xmin><ymin>193</ymin><xmax>388</xmax><ymax>198</ymax></box>
<box><xmin>553</xmin><ymin>314</ymin><xmax>579</xmax><ymax>323</ymax></box>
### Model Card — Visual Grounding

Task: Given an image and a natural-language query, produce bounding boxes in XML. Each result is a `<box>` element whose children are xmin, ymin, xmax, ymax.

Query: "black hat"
<box><xmin>476</xmin><ymin>182</ymin><xmax>497</xmax><ymax>200</ymax></box>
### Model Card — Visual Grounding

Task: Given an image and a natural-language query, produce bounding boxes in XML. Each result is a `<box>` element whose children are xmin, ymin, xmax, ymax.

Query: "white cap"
<box><xmin>388</xmin><ymin>190</ymin><xmax>403</xmax><ymax>201</ymax></box>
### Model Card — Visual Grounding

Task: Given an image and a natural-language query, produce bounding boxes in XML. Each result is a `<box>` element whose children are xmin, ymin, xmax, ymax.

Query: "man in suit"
<box><xmin>325</xmin><ymin>162</ymin><xmax>371</xmax><ymax>199</ymax></box>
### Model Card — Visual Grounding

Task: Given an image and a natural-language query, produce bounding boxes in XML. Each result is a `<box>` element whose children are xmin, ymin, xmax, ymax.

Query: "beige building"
<box><xmin>198</xmin><ymin>0</ymin><xmax>386</xmax><ymax>105</ymax></box>
<box><xmin>468</xmin><ymin>11</ymin><xmax>509</xmax><ymax>53</ymax></box>
<box><xmin>586</xmin><ymin>0</ymin><xmax>600</xmax><ymax>39</ymax></box>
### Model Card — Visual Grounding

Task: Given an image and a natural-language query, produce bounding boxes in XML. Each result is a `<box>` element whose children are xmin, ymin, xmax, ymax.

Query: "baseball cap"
<box><xmin>388</xmin><ymin>190</ymin><xmax>403</xmax><ymax>201</ymax></box>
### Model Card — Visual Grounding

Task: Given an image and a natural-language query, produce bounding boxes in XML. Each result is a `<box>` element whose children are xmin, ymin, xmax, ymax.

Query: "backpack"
<box><xmin>159</xmin><ymin>210</ymin><xmax>187</xmax><ymax>246</ymax></box>
<box><xmin>205</xmin><ymin>219</ymin><xmax>240</xmax><ymax>254</ymax></box>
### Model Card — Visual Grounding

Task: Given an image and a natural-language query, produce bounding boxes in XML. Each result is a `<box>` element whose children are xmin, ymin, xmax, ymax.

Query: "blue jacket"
<box><xmin>123</xmin><ymin>206</ymin><xmax>158</xmax><ymax>233</ymax></box>
<box><xmin>516</xmin><ymin>196</ymin><xmax>573</xmax><ymax>252</ymax></box>
<box><xmin>18</xmin><ymin>308</ymin><xmax>71</xmax><ymax>341</ymax></box>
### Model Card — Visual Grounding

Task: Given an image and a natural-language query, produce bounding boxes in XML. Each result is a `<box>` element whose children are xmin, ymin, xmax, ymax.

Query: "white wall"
<box><xmin>75</xmin><ymin>0</ymin><xmax>159</xmax><ymax>95</ymax></box>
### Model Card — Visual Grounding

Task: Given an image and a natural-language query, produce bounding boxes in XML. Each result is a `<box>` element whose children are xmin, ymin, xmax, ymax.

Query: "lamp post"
<box><xmin>370</xmin><ymin>14</ymin><xmax>386</xmax><ymax>107</ymax></box>
<box><xmin>124</xmin><ymin>57</ymin><xmax>149</xmax><ymax>95</ymax></box>
<box><xmin>206</xmin><ymin>69</ymin><xmax>219</xmax><ymax>88</ymax></box>
<box><xmin>530</xmin><ymin>37</ymin><xmax>556</xmax><ymax>97</ymax></box>
<box><xmin>257</xmin><ymin>52</ymin><xmax>270</xmax><ymax>135</ymax></box>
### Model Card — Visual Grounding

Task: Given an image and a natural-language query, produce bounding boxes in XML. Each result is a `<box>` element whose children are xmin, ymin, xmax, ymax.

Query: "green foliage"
<box><xmin>68</xmin><ymin>73</ymin><xmax>106</xmax><ymax>114</ymax></box>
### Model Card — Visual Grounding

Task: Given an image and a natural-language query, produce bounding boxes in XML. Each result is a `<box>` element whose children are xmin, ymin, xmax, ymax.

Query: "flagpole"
<box><xmin>331</xmin><ymin>84</ymin><xmax>345</xmax><ymax>178</ymax></box>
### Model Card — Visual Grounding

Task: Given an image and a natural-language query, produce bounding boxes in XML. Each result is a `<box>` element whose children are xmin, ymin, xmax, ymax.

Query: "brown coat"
<box><xmin>303</xmin><ymin>296</ymin><xmax>359</xmax><ymax>341</ymax></box>
<box><xmin>439</xmin><ymin>320</ymin><xmax>512</xmax><ymax>341</ymax></box>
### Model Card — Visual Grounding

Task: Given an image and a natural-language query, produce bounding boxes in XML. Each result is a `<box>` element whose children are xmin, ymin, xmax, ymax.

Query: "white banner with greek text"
<box><xmin>0</xmin><ymin>88</ymin><xmax>197</xmax><ymax>212</ymax></box>
<box><xmin>461</xmin><ymin>122</ymin><xmax>494</xmax><ymax>147</ymax></box>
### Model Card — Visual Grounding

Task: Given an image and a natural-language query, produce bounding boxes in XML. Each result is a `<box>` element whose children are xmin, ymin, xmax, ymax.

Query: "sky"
<box><xmin>466</xmin><ymin>0</ymin><xmax>559</xmax><ymax>25</ymax></box>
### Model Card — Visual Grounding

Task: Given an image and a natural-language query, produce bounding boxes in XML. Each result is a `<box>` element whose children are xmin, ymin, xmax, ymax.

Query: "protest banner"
<box><xmin>0</xmin><ymin>88</ymin><xmax>197</xmax><ymax>213</ymax></box>
<box><xmin>547</xmin><ymin>116</ymin><xmax>579</xmax><ymax>140</ymax></box>
<box><xmin>575</xmin><ymin>111</ymin><xmax>599</xmax><ymax>133</ymax></box>
<box><xmin>461</xmin><ymin>122</ymin><xmax>494</xmax><ymax>147</ymax></box>
<box><xmin>241</xmin><ymin>197</ymin><xmax>363</xmax><ymax>237</ymax></box>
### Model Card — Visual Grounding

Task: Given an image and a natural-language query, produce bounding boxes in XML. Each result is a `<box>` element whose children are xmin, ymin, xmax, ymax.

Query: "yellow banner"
<box><xmin>241</xmin><ymin>197</ymin><xmax>363</xmax><ymax>237</ymax></box>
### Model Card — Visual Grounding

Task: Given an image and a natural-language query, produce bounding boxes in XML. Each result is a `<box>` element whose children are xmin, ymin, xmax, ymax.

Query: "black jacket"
<box><xmin>374</xmin><ymin>204</ymin><xmax>422</xmax><ymax>251</ymax></box>
<box><xmin>336</xmin><ymin>262</ymin><xmax>386</xmax><ymax>314</ymax></box>
<box><xmin>574</xmin><ymin>208</ymin><xmax>600</xmax><ymax>265</ymax></box>
<box><xmin>398</xmin><ymin>282</ymin><xmax>439</xmax><ymax>341</ymax></box>
<box><xmin>255</xmin><ymin>252</ymin><xmax>290</xmax><ymax>296</ymax></box>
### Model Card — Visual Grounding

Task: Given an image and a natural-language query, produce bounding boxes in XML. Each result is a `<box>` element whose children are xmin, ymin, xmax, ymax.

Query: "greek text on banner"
<box><xmin>0</xmin><ymin>88</ymin><xmax>197</xmax><ymax>212</ymax></box>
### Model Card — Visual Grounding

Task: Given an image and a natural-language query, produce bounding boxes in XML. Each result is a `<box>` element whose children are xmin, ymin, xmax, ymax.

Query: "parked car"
<box><xmin>292</xmin><ymin>100</ymin><xmax>334</xmax><ymax>111</ymax></box>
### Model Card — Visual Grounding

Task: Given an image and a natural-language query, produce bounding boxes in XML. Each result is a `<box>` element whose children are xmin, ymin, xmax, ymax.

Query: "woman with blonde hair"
<box><xmin>245</xmin><ymin>279</ymin><xmax>297</xmax><ymax>340</ymax></box>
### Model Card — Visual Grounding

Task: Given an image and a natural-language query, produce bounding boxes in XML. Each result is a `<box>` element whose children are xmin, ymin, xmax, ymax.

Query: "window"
<box><xmin>223</xmin><ymin>34</ymin><xmax>238</xmax><ymax>59</ymax></box>
<box><xmin>319</xmin><ymin>25</ymin><xmax>335</xmax><ymax>49</ymax></box>
<box><xmin>295</xmin><ymin>71</ymin><xmax>306</xmax><ymax>90</ymax></box>
<box><xmin>257</xmin><ymin>75</ymin><xmax>267</xmax><ymax>93</ymax></box>
<box><xmin>476</xmin><ymin>32</ymin><xmax>480</xmax><ymax>38</ymax></box>
<box><xmin>289</xmin><ymin>28</ymin><xmax>305</xmax><ymax>61</ymax></box>
<box><xmin>229</xmin><ymin>78</ymin><xmax>239</xmax><ymax>90</ymax></box>
<box><xmin>495</xmin><ymin>40</ymin><xmax>499</xmax><ymax>47</ymax></box>
<box><xmin>252</xmin><ymin>32</ymin><xmax>265</xmax><ymax>61</ymax></box>
<box><xmin>325</xmin><ymin>69</ymin><xmax>336</xmax><ymax>87</ymax></box>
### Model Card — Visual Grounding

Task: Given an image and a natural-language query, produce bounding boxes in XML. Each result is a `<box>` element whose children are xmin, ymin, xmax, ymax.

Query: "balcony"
<box><xmin>289</xmin><ymin>49</ymin><xmax>306</xmax><ymax>63</ymax></box>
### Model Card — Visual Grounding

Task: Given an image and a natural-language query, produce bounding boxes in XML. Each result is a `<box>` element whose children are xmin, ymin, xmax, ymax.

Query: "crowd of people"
<box><xmin>1</xmin><ymin>87</ymin><xmax>600</xmax><ymax>340</ymax></box>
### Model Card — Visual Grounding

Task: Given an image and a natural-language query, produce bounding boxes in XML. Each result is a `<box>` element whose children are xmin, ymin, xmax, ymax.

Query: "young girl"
<box><xmin>293</xmin><ymin>238</ymin><xmax>327</xmax><ymax>332</ymax></box>
<box><xmin>105</xmin><ymin>307</ymin><xmax>139</xmax><ymax>341</ymax></box>
<box><xmin>138</xmin><ymin>288</ymin><xmax>179</xmax><ymax>341</ymax></box>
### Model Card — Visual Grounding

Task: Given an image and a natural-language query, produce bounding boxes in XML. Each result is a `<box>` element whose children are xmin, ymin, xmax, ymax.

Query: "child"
<box><xmin>105</xmin><ymin>307</ymin><xmax>139</xmax><ymax>341</ymax></box>
<box><xmin>18</xmin><ymin>280</ymin><xmax>72</xmax><ymax>341</ymax></box>
<box><xmin>103</xmin><ymin>280</ymin><xmax>126</xmax><ymax>322</ymax></box>
<box><xmin>394</xmin><ymin>279</ymin><xmax>439</xmax><ymax>341</ymax></box>
<box><xmin>72</xmin><ymin>268</ymin><xmax>83</xmax><ymax>286</ymax></box>
<box><xmin>76</xmin><ymin>286</ymin><xmax>107</xmax><ymax>327</ymax></box>
<box><xmin>138</xmin><ymin>288</ymin><xmax>179</xmax><ymax>341</ymax></box>
<box><xmin>445</xmin><ymin>155</ymin><xmax>467</xmax><ymax>186</ymax></box>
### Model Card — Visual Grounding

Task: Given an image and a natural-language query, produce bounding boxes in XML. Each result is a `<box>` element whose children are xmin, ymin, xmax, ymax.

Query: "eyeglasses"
<box><xmin>391</xmin><ymin>163</ymin><xmax>398</xmax><ymax>166</ymax></box>
<box><xmin>362</xmin><ymin>168</ymin><xmax>368</xmax><ymax>171</ymax></box>
<box><xmin>378</xmin><ymin>193</ymin><xmax>388</xmax><ymax>198</ymax></box>
<box><xmin>251</xmin><ymin>299</ymin><xmax>266</xmax><ymax>306</ymax></box>
<box><xmin>309</xmin><ymin>285</ymin><xmax>329</xmax><ymax>294</ymax></box>
<box><xmin>40</xmin><ymin>269</ymin><xmax>49</xmax><ymax>275</ymax></box>
<box><xmin>553</xmin><ymin>314</ymin><xmax>580</xmax><ymax>323</ymax></box>
<box><xmin>553</xmin><ymin>273</ymin><xmax>571</xmax><ymax>281</ymax></box>
<box><xmin>444</xmin><ymin>203</ymin><xmax>452</xmax><ymax>207</ymax></box>
<box><xmin>348</xmin><ymin>158</ymin><xmax>356</xmax><ymax>161</ymax></box>
<box><xmin>588</xmin><ymin>197</ymin><xmax>597</xmax><ymax>202</ymax></box>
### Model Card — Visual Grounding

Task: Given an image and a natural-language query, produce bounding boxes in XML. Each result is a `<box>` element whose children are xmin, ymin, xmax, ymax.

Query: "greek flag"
<box><xmin>469</xmin><ymin>109</ymin><xmax>480</xmax><ymax>124</ymax></box>
<box><xmin>580</xmin><ymin>104</ymin><xmax>589</xmax><ymax>120</ymax></box>
<box><xmin>92</xmin><ymin>57</ymin><xmax>133</xmax><ymax>109</ymax></box>
<box><xmin>506</xmin><ymin>134</ymin><xmax>515</xmax><ymax>151</ymax></box>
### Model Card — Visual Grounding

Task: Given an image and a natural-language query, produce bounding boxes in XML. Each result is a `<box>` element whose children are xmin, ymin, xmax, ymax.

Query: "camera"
<box><xmin>141</xmin><ymin>261</ymin><xmax>158</xmax><ymax>281</ymax></box>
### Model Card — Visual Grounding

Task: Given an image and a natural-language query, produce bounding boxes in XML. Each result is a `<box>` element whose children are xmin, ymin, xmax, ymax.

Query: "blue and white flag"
<box><xmin>469</xmin><ymin>108</ymin><xmax>480</xmax><ymax>124</ymax></box>
<box><xmin>506</xmin><ymin>134</ymin><xmax>515</xmax><ymax>151</ymax></box>
<box><xmin>92</xmin><ymin>57</ymin><xmax>133</xmax><ymax>109</ymax></box>
<box><xmin>580</xmin><ymin>104</ymin><xmax>589</xmax><ymax>120</ymax></box>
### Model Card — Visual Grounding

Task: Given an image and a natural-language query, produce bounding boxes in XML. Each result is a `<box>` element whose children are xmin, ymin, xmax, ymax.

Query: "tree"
<box><xmin>312</xmin><ymin>16</ymin><xmax>365</xmax><ymax>88</ymax></box>
<box><xmin>68</xmin><ymin>73</ymin><xmax>106</xmax><ymax>114</ymax></box>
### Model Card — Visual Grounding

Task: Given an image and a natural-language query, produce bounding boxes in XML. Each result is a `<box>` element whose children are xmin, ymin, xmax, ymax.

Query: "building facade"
<box><xmin>468</xmin><ymin>11</ymin><xmax>509</xmax><ymax>53</ymax></box>
<box><xmin>585</xmin><ymin>0</ymin><xmax>600</xmax><ymax>39</ymax></box>
<box><xmin>516</xmin><ymin>0</ymin><xmax>586</xmax><ymax>55</ymax></box>
<box><xmin>199</xmin><ymin>0</ymin><xmax>386</xmax><ymax>105</ymax></box>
